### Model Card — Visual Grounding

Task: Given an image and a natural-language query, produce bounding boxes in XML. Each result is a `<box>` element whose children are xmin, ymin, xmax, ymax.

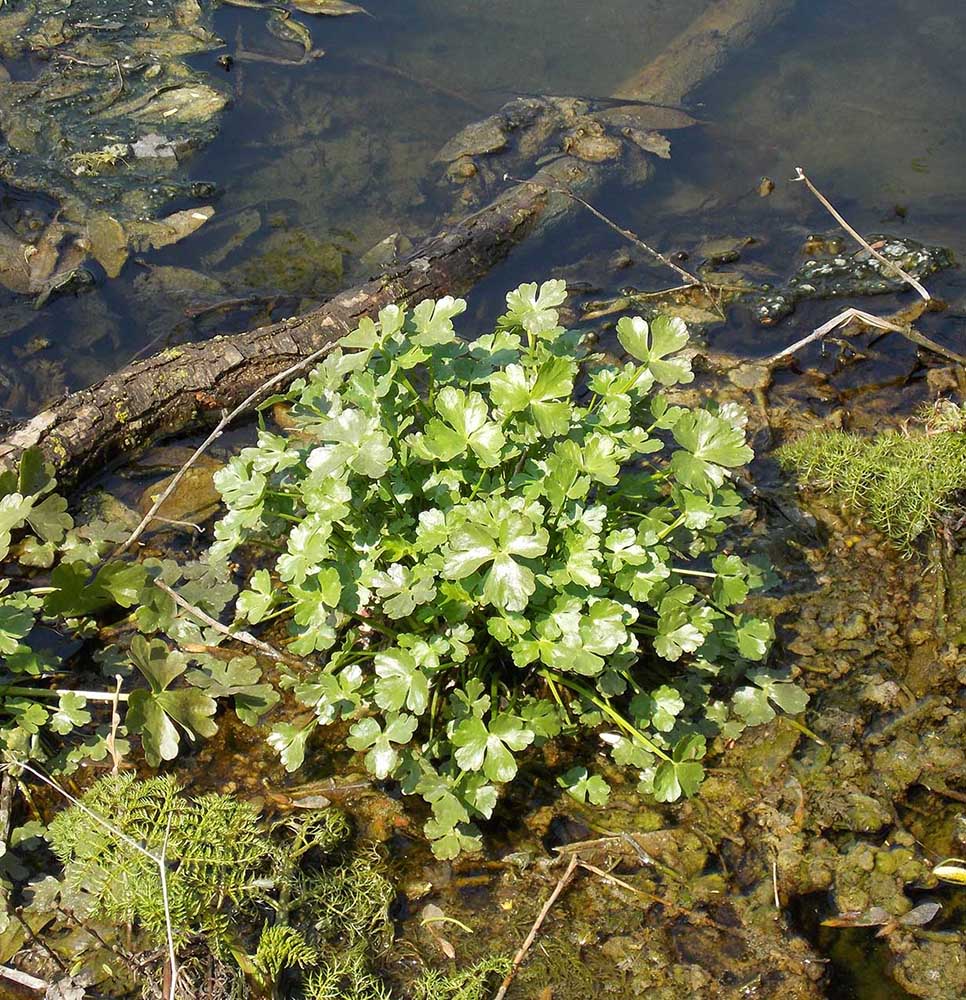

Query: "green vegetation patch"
<box><xmin>214</xmin><ymin>281</ymin><xmax>800</xmax><ymax>857</ymax></box>
<box><xmin>0</xmin><ymin>282</ymin><xmax>808</xmax><ymax>889</ymax></box>
<box><xmin>41</xmin><ymin>773</ymin><xmax>508</xmax><ymax>997</ymax></box>
<box><xmin>778</xmin><ymin>403</ymin><xmax>966</xmax><ymax>554</ymax></box>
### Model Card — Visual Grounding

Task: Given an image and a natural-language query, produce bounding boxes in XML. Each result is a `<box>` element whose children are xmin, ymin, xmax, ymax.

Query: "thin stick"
<box><xmin>151</xmin><ymin>515</ymin><xmax>204</xmax><ymax>533</ymax></box>
<box><xmin>6</xmin><ymin>758</ymin><xmax>159</xmax><ymax>862</ymax></box>
<box><xmin>772</xmin><ymin>857</ymin><xmax>780</xmax><ymax>910</ymax></box>
<box><xmin>0</xmin><ymin>686</ymin><xmax>129</xmax><ymax>703</ymax></box>
<box><xmin>765</xmin><ymin>306</ymin><xmax>966</xmax><ymax>366</ymax></box>
<box><xmin>346</xmin><ymin>55</ymin><xmax>487</xmax><ymax>113</ymax></box>
<box><xmin>160</xmin><ymin>816</ymin><xmax>178</xmax><ymax>1000</ymax></box>
<box><xmin>793</xmin><ymin>167</ymin><xmax>930</xmax><ymax>301</ymax></box>
<box><xmin>0</xmin><ymin>964</ymin><xmax>48</xmax><ymax>991</ymax></box>
<box><xmin>504</xmin><ymin>173</ymin><xmax>702</xmax><ymax>288</ymax></box>
<box><xmin>154</xmin><ymin>579</ymin><xmax>299</xmax><ymax>666</ymax></box>
<box><xmin>493</xmin><ymin>854</ymin><xmax>579</xmax><ymax>1000</ymax></box>
<box><xmin>766</xmin><ymin>307</ymin><xmax>905</xmax><ymax>363</ymax></box>
<box><xmin>576</xmin><ymin>860</ymin><xmax>676</xmax><ymax>909</ymax></box>
<box><xmin>117</xmin><ymin>339</ymin><xmax>339</xmax><ymax>555</ymax></box>
<box><xmin>107</xmin><ymin>674</ymin><xmax>123</xmax><ymax>774</ymax></box>
<box><xmin>899</xmin><ymin>324</ymin><xmax>966</xmax><ymax>366</ymax></box>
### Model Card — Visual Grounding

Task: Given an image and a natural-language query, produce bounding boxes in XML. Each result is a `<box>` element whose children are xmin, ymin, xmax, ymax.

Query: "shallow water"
<box><xmin>1</xmin><ymin>0</ymin><xmax>965</xmax><ymax>420</ymax></box>
<box><xmin>3</xmin><ymin>3</ymin><xmax>966</xmax><ymax>994</ymax></box>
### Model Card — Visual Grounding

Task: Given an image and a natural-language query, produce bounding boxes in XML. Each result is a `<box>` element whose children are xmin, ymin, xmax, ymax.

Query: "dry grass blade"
<box><xmin>160</xmin><ymin>816</ymin><xmax>178</xmax><ymax>999</ymax></box>
<box><xmin>116</xmin><ymin>339</ymin><xmax>338</xmax><ymax>556</ymax></box>
<box><xmin>793</xmin><ymin>167</ymin><xmax>931</xmax><ymax>301</ymax></box>
<box><xmin>153</xmin><ymin>579</ymin><xmax>301</xmax><ymax>666</ymax></box>
<box><xmin>493</xmin><ymin>854</ymin><xmax>579</xmax><ymax>1000</ymax></box>
<box><xmin>766</xmin><ymin>307</ymin><xmax>904</xmax><ymax>363</ymax></box>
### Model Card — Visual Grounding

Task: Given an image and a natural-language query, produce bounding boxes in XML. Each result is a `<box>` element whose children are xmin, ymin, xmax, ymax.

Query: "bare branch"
<box><xmin>504</xmin><ymin>173</ymin><xmax>702</xmax><ymax>288</ymax></box>
<box><xmin>793</xmin><ymin>167</ymin><xmax>931</xmax><ymax>301</ymax></box>
<box><xmin>154</xmin><ymin>579</ymin><xmax>302</xmax><ymax>667</ymax></box>
<box><xmin>766</xmin><ymin>306</ymin><xmax>966</xmax><ymax>366</ymax></box>
<box><xmin>766</xmin><ymin>307</ymin><xmax>904</xmax><ymax>363</ymax></box>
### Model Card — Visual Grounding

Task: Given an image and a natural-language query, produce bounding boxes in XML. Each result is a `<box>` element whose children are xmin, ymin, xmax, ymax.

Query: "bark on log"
<box><xmin>0</xmin><ymin>0</ymin><xmax>797</xmax><ymax>485</ymax></box>
<box><xmin>0</xmin><ymin>182</ymin><xmax>555</xmax><ymax>483</ymax></box>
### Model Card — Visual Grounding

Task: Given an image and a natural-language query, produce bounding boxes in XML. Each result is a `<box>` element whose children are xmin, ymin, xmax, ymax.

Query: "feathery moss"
<box><xmin>778</xmin><ymin>406</ymin><xmax>966</xmax><ymax>554</ymax></box>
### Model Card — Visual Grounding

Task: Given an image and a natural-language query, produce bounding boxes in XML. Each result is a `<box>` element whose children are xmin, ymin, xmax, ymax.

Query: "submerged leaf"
<box><xmin>289</xmin><ymin>0</ymin><xmax>367</xmax><ymax>14</ymax></box>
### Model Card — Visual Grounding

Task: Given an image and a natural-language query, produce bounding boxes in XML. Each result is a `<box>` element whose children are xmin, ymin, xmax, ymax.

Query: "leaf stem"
<box><xmin>655</xmin><ymin>514</ymin><xmax>685</xmax><ymax>541</ymax></box>
<box><xmin>538</xmin><ymin>669</ymin><xmax>670</xmax><ymax>761</ymax></box>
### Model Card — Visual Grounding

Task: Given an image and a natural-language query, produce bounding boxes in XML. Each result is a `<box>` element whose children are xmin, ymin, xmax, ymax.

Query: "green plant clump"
<box><xmin>45</xmin><ymin>773</ymin><xmax>365</xmax><ymax>958</ymax></box>
<box><xmin>778</xmin><ymin>407</ymin><xmax>966</xmax><ymax>554</ymax></box>
<box><xmin>41</xmin><ymin>774</ymin><xmax>506</xmax><ymax>998</ymax></box>
<box><xmin>213</xmin><ymin>280</ymin><xmax>802</xmax><ymax>858</ymax></box>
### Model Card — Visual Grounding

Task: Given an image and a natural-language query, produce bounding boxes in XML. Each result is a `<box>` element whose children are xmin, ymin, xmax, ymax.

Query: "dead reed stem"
<box><xmin>792</xmin><ymin>167</ymin><xmax>931</xmax><ymax>301</ymax></box>
<box><xmin>493</xmin><ymin>854</ymin><xmax>579</xmax><ymax>1000</ymax></box>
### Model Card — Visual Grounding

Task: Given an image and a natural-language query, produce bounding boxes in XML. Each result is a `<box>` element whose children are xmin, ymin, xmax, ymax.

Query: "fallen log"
<box><xmin>0</xmin><ymin>0</ymin><xmax>797</xmax><ymax>484</ymax></box>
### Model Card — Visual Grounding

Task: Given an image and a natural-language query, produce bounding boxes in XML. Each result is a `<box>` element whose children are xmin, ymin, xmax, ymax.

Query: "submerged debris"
<box><xmin>0</xmin><ymin>0</ymin><xmax>228</xmax><ymax>298</ymax></box>
<box><xmin>755</xmin><ymin>235</ymin><xmax>954</xmax><ymax>325</ymax></box>
<box><xmin>434</xmin><ymin>94</ymin><xmax>699</xmax><ymax>212</ymax></box>
<box><xmin>0</xmin><ymin>0</ymin><xmax>226</xmax><ymax>220</ymax></box>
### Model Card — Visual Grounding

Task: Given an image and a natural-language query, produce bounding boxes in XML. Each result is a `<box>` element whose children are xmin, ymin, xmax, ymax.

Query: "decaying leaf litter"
<box><xmin>2</xmin><ymin>0</ymin><xmax>966</xmax><ymax>998</ymax></box>
<box><xmin>0</xmin><ymin>0</ymin><xmax>366</xmax><ymax>305</ymax></box>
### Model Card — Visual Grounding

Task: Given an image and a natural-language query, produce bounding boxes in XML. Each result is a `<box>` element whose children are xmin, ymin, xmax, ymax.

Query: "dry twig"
<box><xmin>154</xmin><ymin>579</ymin><xmax>299</xmax><ymax>666</ymax></box>
<box><xmin>160</xmin><ymin>816</ymin><xmax>178</xmax><ymax>998</ymax></box>
<box><xmin>0</xmin><ymin>964</ymin><xmax>48</xmax><ymax>992</ymax></box>
<box><xmin>765</xmin><ymin>306</ymin><xmax>966</xmax><ymax>366</ymax></box>
<box><xmin>106</xmin><ymin>674</ymin><xmax>124</xmax><ymax>774</ymax></box>
<box><xmin>766</xmin><ymin>307</ymin><xmax>905</xmax><ymax>363</ymax></box>
<box><xmin>117</xmin><ymin>339</ymin><xmax>338</xmax><ymax>554</ymax></box>
<box><xmin>575</xmin><ymin>860</ymin><xmax>675</xmax><ymax>909</ymax></box>
<box><xmin>504</xmin><ymin>174</ymin><xmax>702</xmax><ymax>288</ymax></box>
<box><xmin>793</xmin><ymin>167</ymin><xmax>931</xmax><ymax>301</ymax></box>
<box><xmin>493</xmin><ymin>854</ymin><xmax>579</xmax><ymax>1000</ymax></box>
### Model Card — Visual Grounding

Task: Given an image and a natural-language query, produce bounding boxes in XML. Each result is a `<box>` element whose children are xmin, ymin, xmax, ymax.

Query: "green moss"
<box><xmin>43</xmin><ymin>775</ymin><xmax>506</xmax><ymax>998</ymax></box>
<box><xmin>778</xmin><ymin>409</ymin><xmax>966</xmax><ymax>554</ymax></box>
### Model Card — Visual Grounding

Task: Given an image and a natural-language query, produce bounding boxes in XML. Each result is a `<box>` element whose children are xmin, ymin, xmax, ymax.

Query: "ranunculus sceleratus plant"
<box><xmin>213</xmin><ymin>281</ymin><xmax>806</xmax><ymax>857</ymax></box>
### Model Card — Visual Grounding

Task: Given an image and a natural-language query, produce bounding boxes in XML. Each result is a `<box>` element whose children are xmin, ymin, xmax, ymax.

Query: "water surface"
<box><xmin>2</xmin><ymin>0</ymin><xmax>964</xmax><ymax>420</ymax></box>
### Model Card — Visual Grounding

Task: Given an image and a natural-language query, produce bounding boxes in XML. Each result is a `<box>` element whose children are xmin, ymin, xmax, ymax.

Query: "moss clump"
<box><xmin>778</xmin><ymin>406</ymin><xmax>966</xmax><ymax>554</ymax></box>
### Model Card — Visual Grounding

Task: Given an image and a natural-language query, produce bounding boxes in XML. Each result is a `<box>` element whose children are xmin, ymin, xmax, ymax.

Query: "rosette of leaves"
<box><xmin>213</xmin><ymin>281</ymin><xmax>806</xmax><ymax>858</ymax></box>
